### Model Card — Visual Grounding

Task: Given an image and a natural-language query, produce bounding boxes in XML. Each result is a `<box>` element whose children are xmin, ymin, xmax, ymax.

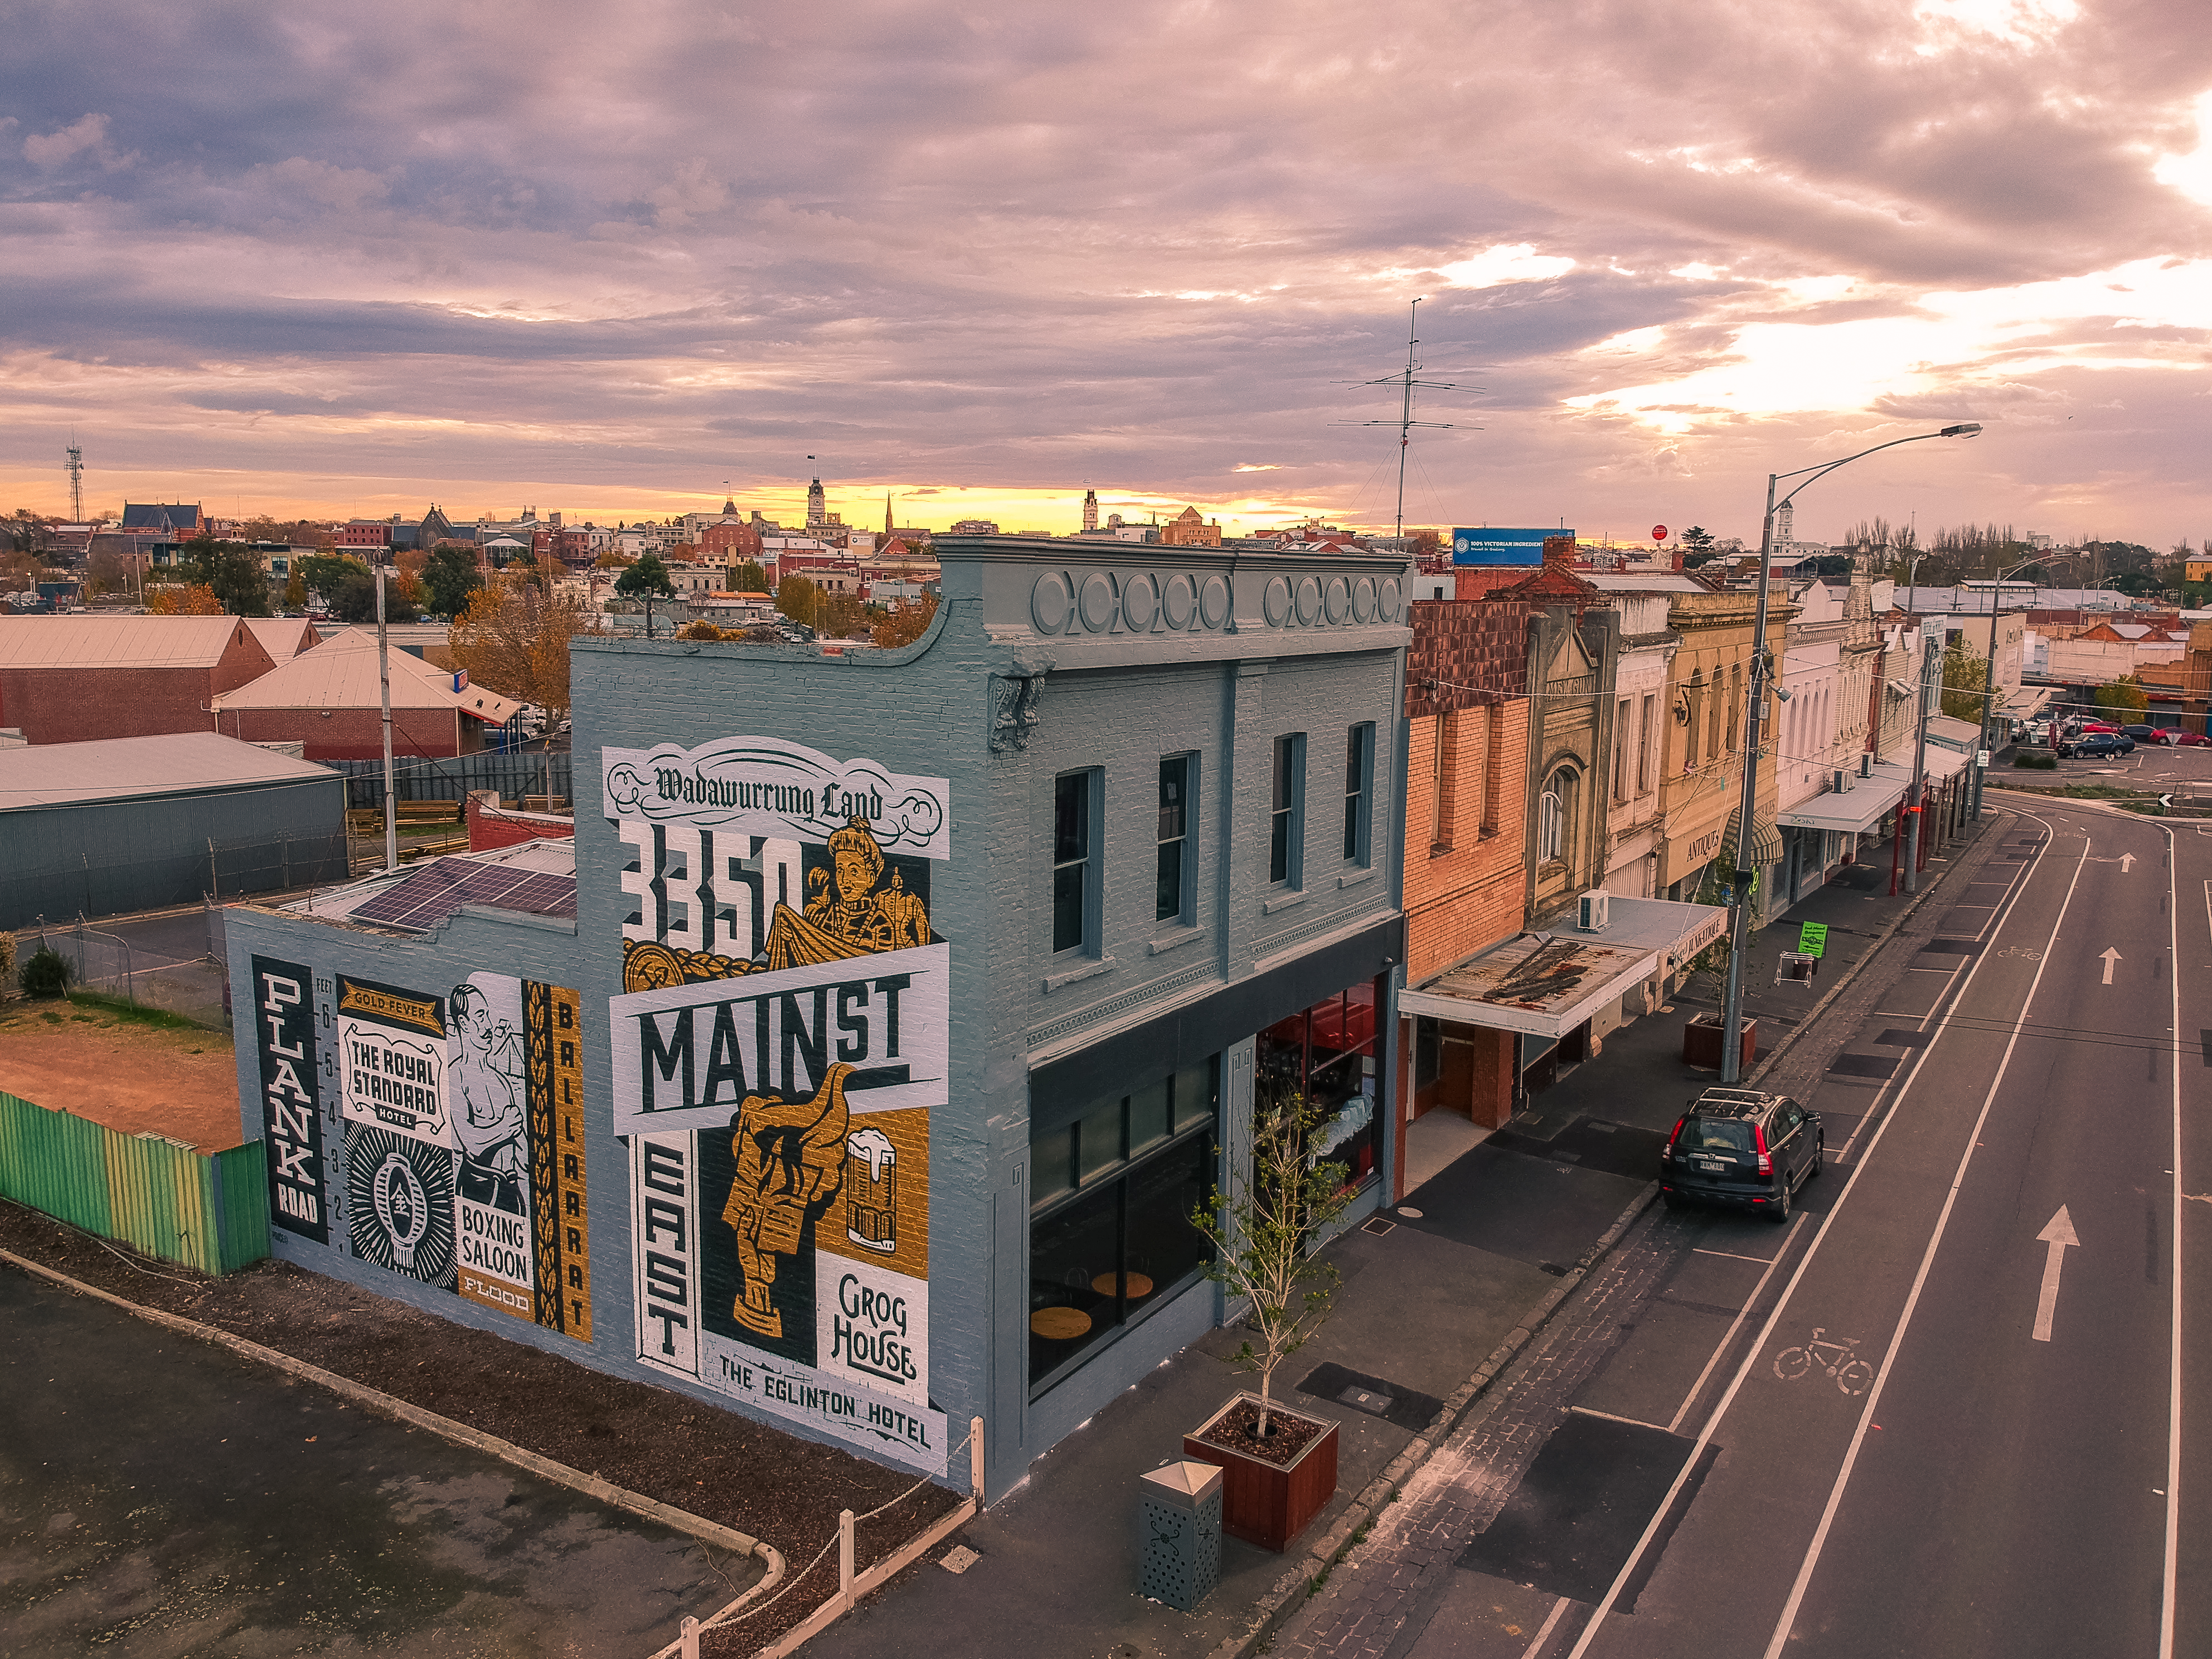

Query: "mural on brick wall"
<box><xmin>254</xmin><ymin>961</ymin><xmax>593</xmax><ymax>1342</ymax></box>
<box><xmin>605</xmin><ymin>735</ymin><xmax>949</xmax><ymax>1473</ymax></box>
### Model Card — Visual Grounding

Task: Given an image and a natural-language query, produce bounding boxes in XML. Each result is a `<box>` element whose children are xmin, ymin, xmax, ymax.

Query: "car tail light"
<box><xmin>1663</xmin><ymin>1117</ymin><xmax>1685</xmax><ymax>1162</ymax></box>
<box><xmin>1753</xmin><ymin>1122</ymin><xmax>1773</xmax><ymax>1179</ymax></box>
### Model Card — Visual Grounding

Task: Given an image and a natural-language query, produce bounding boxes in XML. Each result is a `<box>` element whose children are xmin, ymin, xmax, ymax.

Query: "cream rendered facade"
<box><xmin>1587</xmin><ymin>583</ymin><xmax>1675</xmax><ymax>901</ymax></box>
<box><xmin>1775</xmin><ymin>576</ymin><xmax>1852</xmax><ymax>910</ymax></box>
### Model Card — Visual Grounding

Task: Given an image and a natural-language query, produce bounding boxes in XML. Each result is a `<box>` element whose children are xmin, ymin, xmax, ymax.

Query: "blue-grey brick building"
<box><xmin>224</xmin><ymin>536</ymin><xmax>1410</xmax><ymax>1498</ymax></box>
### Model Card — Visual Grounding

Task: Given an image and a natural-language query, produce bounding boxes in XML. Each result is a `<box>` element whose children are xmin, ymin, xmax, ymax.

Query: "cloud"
<box><xmin>22</xmin><ymin>112</ymin><xmax>133</xmax><ymax>171</ymax></box>
<box><xmin>648</xmin><ymin>158</ymin><xmax>728</xmax><ymax>229</ymax></box>
<box><xmin>0</xmin><ymin>0</ymin><xmax>2208</xmax><ymax>548</ymax></box>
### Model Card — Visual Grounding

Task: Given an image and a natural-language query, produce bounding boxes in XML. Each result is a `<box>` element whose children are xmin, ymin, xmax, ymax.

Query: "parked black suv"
<box><xmin>1661</xmin><ymin>1088</ymin><xmax>1822</xmax><ymax>1220</ymax></box>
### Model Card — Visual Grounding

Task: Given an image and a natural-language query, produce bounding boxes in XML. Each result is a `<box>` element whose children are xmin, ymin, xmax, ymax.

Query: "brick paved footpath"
<box><xmin>1268</xmin><ymin>1202</ymin><xmax>1702</xmax><ymax>1659</ymax></box>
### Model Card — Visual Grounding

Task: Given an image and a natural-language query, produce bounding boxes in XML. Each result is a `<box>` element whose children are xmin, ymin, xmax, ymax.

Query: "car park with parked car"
<box><xmin>1661</xmin><ymin>1088</ymin><xmax>1823</xmax><ymax>1220</ymax></box>
<box><xmin>2061</xmin><ymin>731</ymin><xmax>2135</xmax><ymax>758</ymax></box>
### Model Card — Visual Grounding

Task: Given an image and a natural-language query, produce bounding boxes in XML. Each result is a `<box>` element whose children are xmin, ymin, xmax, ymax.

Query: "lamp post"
<box><xmin>1972</xmin><ymin>557</ymin><xmax>2041</xmax><ymax>820</ymax></box>
<box><xmin>1718</xmin><ymin>423</ymin><xmax>1982</xmax><ymax>1085</ymax></box>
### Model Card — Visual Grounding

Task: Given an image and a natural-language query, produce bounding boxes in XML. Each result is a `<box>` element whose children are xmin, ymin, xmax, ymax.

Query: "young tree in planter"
<box><xmin>1189</xmin><ymin>1090</ymin><xmax>1356</xmax><ymax>1438</ymax></box>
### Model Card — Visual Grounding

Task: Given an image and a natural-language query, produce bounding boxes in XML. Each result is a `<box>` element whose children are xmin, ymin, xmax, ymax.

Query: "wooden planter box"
<box><xmin>1682</xmin><ymin>1011</ymin><xmax>1755</xmax><ymax>1071</ymax></box>
<box><xmin>1182</xmin><ymin>1393</ymin><xmax>1339</xmax><ymax>1553</ymax></box>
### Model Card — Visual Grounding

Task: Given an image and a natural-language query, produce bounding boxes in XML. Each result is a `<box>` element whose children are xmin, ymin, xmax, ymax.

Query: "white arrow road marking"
<box><xmin>2121</xmin><ymin>852</ymin><xmax>2136</xmax><ymax>871</ymax></box>
<box><xmin>2034</xmin><ymin>1205</ymin><xmax>2079</xmax><ymax>1342</ymax></box>
<box><xmin>2099</xmin><ymin>947</ymin><xmax>2123</xmax><ymax>984</ymax></box>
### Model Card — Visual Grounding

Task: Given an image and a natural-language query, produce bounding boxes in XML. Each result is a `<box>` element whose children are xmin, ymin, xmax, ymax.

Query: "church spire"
<box><xmin>885</xmin><ymin>491</ymin><xmax>894</xmax><ymax>537</ymax></box>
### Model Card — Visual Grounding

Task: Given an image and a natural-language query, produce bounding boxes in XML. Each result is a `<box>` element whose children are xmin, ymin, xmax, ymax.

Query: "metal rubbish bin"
<box><xmin>1137</xmin><ymin>1459</ymin><xmax>1223</xmax><ymax>1611</ymax></box>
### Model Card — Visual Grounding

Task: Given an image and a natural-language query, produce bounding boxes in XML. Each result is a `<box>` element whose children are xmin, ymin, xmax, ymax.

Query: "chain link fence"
<box><xmin>16</xmin><ymin>908</ymin><xmax>232</xmax><ymax>1027</ymax></box>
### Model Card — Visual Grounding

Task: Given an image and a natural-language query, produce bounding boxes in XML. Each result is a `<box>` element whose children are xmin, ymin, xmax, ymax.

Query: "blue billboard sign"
<box><xmin>1451</xmin><ymin>527</ymin><xmax>1573</xmax><ymax>565</ymax></box>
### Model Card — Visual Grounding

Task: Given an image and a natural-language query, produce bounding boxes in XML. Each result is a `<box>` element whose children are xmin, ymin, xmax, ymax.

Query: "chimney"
<box><xmin>1542</xmin><ymin>535</ymin><xmax>1576</xmax><ymax>568</ymax></box>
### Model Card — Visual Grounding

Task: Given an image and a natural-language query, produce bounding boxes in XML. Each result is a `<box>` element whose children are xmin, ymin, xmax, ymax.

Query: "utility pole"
<box><xmin>1904</xmin><ymin>620</ymin><xmax>1936</xmax><ymax>893</ymax></box>
<box><xmin>1719</xmin><ymin>424</ymin><xmax>1981</xmax><ymax>1083</ymax></box>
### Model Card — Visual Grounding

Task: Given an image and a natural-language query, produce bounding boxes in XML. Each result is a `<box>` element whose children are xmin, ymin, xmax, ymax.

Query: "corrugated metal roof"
<box><xmin>0</xmin><ymin>731</ymin><xmax>338</xmax><ymax>811</ymax></box>
<box><xmin>241</xmin><ymin>617</ymin><xmax>321</xmax><ymax>659</ymax></box>
<box><xmin>0</xmin><ymin>614</ymin><xmax>256</xmax><ymax>671</ymax></box>
<box><xmin>214</xmin><ymin>627</ymin><xmax>522</xmax><ymax>724</ymax></box>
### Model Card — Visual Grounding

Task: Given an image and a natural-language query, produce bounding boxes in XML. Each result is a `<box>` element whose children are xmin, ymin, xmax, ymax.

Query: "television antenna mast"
<box><xmin>65</xmin><ymin>438</ymin><xmax>84</xmax><ymax>522</ymax></box>
<box><xmin>1335</xmin><ymin>298</ymin><xmax>1479</xmax><ymax>538</ymax></box>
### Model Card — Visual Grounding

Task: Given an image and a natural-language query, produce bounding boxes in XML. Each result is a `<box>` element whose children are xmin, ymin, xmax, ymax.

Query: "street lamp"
<box><xmin>1718</xmin><ymin>423</ymin><xmax>1981</xmax><ymax>1085</ymax></box>
<box><xmin>1971</xmin><ymin>556</ymin><xmax>2041</xmax><ymax>820</ymax></box>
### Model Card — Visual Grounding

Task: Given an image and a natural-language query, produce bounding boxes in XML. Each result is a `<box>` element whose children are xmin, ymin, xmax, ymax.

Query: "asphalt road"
<box><xmin>0</xmin><ymin>1268</ymin><xmax>746</xmax><ymax>1657</ymax></box>
<box><xmin>1344</xmin><ymin>798</ymin><xmax>2203</xmax><ymax>1659</ymax></box>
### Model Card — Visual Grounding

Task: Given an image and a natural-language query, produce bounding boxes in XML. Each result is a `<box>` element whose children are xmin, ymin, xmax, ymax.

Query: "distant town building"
<box><xmin>1160</xmin><ymin>506</ymin><xmax>1223</xmax><ymax>548</ymax></box>
<box><xmin>120</xmin><ymin>503</ymin><xmax>204</xmax><ymax>538</ymax></box>
<box><xmin>948</xmin><ymin>518</ymin><xmax>1000</xmax><ymax>536</ymax></box>
<box><xmin>1082</xmin><ymin>489</ymin><xmax>1098</xmax><ymax>532</ymax></box>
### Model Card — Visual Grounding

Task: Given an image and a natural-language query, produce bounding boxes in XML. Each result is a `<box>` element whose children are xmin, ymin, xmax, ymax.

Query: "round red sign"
<box><xmin>1652</xmin><ymin>524</ymin><xmax>1668</xmax><ymax>541</ymax></box>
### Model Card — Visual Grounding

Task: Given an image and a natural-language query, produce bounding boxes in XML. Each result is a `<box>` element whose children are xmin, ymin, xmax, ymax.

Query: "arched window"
<box><xmin>1538</xmin><ymin>765</ymin><xmax>1578</xmax><ymax>864</ymax></box>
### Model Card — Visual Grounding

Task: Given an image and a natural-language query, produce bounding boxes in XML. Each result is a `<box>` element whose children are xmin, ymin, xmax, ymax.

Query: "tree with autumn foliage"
<box><xmin>448</xmin><ymin>573</ymin><xmax>594</xmax><ymax>727</ymax></box>
<box><xmin>236</xmin><ymin>515</ymin><xmax>336</xmax><ymax>551</ymax></box>
<box><xmin>145</xmin><ymin>583</ymin><xmax>225</xmax><ymax>615</ymax></box>
<box><xmin>392</xmin><ymin>545</ymin><xmax>429</xmax><ymax>605</ymax></box>
<box><xmin>871</xmin><ymin>595</ymin><xmax>939</xmax><ymax>650</ymax></box>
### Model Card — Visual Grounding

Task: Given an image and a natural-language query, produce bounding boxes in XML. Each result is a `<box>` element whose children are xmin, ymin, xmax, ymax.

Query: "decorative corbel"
<box><xmin>989</xmin><ymin>646</ymin><xmax>1052</xmax><ymax>753</ymax></box>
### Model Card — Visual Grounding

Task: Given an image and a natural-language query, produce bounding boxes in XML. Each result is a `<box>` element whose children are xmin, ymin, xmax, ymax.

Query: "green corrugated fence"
<box><xmin>0</xmin><ymin>1092</ymin><xmax>269</xmax><ymax>1274</ymax></box>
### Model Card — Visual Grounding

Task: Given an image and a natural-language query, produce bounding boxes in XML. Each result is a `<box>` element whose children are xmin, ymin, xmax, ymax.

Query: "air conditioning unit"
<box><xmin>1576</xmin><ymin>891</ymin><xmax>1611</xmax><ymax>932</ymax></box>
<box><xmin>1859</xmin><ymin>753</ymin><xmax>1874</xmax><ymax>779</ymax></box>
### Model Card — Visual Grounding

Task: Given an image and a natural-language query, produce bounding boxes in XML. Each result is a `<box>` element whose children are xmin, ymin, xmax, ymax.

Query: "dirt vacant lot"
<box><xmin>0</xmin><ymin>999</ymin><xmax>243</xmax><ymax>1151</ymax></box>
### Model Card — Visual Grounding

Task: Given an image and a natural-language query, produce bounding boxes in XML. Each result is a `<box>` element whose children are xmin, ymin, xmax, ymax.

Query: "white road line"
<box><xmin>1520</xmin><ymin>1595</ymin><xmax>1571</xmax><ymax>1659</ymax></box>
<box><xmin>1668</xmin><ymin>1215</ymin><xmax>1810</xmax><ymax>1434</ymax></box>
<box><xmin>2163</xmin><ymin>826</ymin><xmax>2183</xmax><ymax>1659</ymax></box>
<box><xmin>1562</xmin><ymin>820</ymin><xmax>2073</xmax><ymax>1659</ymax></box>
<box><xmin>1692</xmin><ymin>1248</ymin><xmax>1777</xmax><ymax>1265</ymax></box>
<box><xmin>1758</xmin><ymin>822</ymin><xmax>2095</xmax><ymax>1659</ymax></box>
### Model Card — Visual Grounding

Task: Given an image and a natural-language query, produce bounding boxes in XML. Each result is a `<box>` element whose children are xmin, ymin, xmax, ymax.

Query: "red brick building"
<box><xmin>1392</xmin><ymin>586</ymin><xmax>1536</xmax><ymax>1162</ymax></box>
<box><xmin>0</xmin><ymin>615</ymin><xmax>278</xmax><ymax>744</ymax></box>
<box><xmin>701</xmin><ymin>521</ymin><xmax>764</xmax><ymax>562</ymax></box>
<box><xmin>211</xmin><ymin>627</ymin><xmax>521</xmax><ymax>760</ymax></box>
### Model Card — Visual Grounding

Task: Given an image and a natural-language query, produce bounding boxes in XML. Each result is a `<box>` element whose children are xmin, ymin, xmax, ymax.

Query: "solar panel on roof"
<box><xmin>350</xmin><ymin>857</ymin><xmax>578</xmax><ymax>932</ymax></box>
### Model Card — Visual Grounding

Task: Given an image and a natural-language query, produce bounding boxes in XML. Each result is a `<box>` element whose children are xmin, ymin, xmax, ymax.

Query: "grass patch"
<box><xmin>63</xmin><ymin>990</ymin><xmax>221</xmax><ymax>1035</ymax></box>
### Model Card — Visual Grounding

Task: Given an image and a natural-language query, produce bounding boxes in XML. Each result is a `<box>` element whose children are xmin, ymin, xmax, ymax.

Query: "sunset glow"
<box><xmin>1</xmin><ymin>0</ymin><xmax>2206</xmax><ymax>547</ymax></box>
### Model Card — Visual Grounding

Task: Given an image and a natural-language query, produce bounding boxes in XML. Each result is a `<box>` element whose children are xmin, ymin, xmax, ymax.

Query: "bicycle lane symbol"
<box><xmin>1772</xmin><ymin>1327</ymin><xmax>1875</xmax><ymax>1396</ymax></box>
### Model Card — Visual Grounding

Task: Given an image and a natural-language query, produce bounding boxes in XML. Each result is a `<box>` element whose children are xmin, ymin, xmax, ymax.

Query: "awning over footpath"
<box><xmin>1778</xmin><ymin>758</ymin><xmax>1913</xmax><ymax>835</ymax></box>
<box><xmin>1721</xmin><ymin>807</ymin><xmax>1786</xmax><ymax>866</ymax></box>
<box><xmin>1399</xmin><ymin>896</ymin><xmax>1728</xmax><ymax>1040</ymax></box>
<box><xmin>1920</xmin><ymin>715</ymin><xmax>1980</xmax><ymax>782</ymax></box>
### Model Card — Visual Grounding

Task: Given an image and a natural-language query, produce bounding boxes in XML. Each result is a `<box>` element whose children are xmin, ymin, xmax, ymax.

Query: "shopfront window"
<box><xmin>1029</xmin><ymin>1058</ymin><xmax>1219</xmax><ymax>1391</ymax></box>
<box><xmin>1258</xmin><ymin>983</ymin><xmax>1381</xmax><ymax>1190</ymax></box>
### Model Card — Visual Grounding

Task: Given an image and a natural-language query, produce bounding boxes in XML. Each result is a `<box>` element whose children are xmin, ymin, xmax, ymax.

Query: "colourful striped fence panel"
<box><xmin>0</xmin><ymin>1092</ymin><xmax>269</xmax><ymax>1274</ymax></box>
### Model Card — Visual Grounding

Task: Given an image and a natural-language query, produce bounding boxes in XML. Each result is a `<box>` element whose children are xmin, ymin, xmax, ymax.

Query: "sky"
<box><xmin>2</xmin><ymin>0</ymin><xmax>2209</xmax><ymax>550</ymax></box>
